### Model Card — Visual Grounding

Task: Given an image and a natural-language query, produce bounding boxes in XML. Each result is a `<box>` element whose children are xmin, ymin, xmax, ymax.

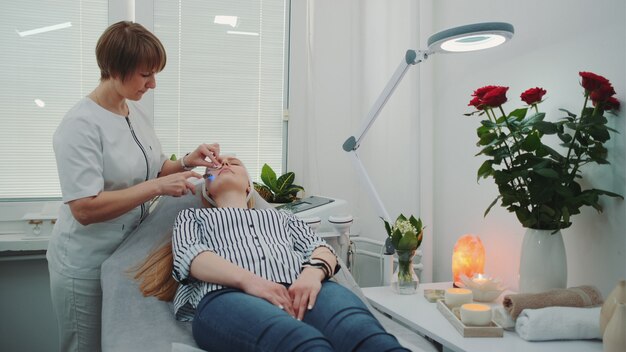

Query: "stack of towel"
<box><xmin>492</xmin><ymin>285</ymin><xmax>603</xmax><ymax>341</ymax></box>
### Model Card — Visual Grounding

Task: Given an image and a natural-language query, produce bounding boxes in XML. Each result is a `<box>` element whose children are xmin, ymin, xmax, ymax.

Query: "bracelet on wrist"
<box><xmin>303</xmin><ymin>265</ymin><xmax>329</xmax><ymax>280</ymax></box>
<box><xmin>180</xmin><ymin>153</ymin><xmax>193</xmax><ymax>171</ymax></box>
<box><xmin>301</xmin><ymin>260</ymin><xmax>331</xmax><ymax>280</ymax></box>
<box><xmin>310</xmin><ymin>255</ymin><xmax>340</xmax><ymax>275</ymax></box>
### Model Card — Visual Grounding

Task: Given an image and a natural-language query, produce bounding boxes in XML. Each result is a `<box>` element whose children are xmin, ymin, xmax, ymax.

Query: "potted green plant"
<box><xmin>382</xmin><ymin>214</ymin><xmax>425</xmax><ymax>294</ymax></box>
<box><xmin>465</xmin><ymin>71</ymin><xmax>622</xmax><ymax>292</ymax></box>
<box><xmin>253</xmin><ymin>163</ymin><xmax>304</xmax><ymax>203</ymax></box>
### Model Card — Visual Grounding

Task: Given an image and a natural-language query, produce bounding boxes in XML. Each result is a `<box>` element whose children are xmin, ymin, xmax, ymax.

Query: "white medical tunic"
<box><xmin>48</xmin><ymin>97</ymin><xmax>167</xmax><ymax>279</ymax></box>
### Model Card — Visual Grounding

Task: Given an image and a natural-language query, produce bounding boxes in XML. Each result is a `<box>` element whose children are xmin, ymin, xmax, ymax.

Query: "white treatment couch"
<box><xmin>100</xmin><ymin>190</ymin><xmax>437</xmax><ymax>352</ymax></box>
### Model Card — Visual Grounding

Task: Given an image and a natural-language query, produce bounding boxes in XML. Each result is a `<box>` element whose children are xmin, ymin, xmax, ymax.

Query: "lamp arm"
<box><xmin>342</xmin><ymin>49</ymin><xmax>428</xmax><ymax>152</ymax></box>
<box><xmin>347</xmin><ymin>150</ymin><xmax>391</xmax><ymax>222</ymax></box>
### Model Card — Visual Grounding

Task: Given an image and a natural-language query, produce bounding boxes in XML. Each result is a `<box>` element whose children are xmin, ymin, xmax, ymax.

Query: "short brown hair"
<box><xmin>96</xmin><ymin>21</ymin><xmax>166</xmax><ymax>82</ymax></box>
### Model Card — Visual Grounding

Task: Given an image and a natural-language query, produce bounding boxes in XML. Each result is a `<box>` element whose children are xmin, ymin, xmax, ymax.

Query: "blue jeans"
<box><xmin>192</xmin><ymin>281</ymin><xmax>409</xmax><ymax>352</ymax></box>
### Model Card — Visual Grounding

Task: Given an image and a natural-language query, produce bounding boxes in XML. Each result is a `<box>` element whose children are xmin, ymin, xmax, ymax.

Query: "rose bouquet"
<box><xmin>466</xmin><ymin>72</ymin><xmax>622</xmax><ymax>231</ymax></box>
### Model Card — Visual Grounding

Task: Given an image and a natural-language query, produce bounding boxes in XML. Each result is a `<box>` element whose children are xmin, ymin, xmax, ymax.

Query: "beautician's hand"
<box><xmin>241</xmin><ymin>276</ymin><xmax>296</xmax><ymax>318</ymax></box>
<box><xmin>154</xmin><ymin>171</ymin><xmax>202</xmax><ymax>196</ymax></box>
<box><xmin>184</xmin><ymin>143</ymin><xmax>222</xmax><ymax>169</ymax></box>
<box><xmin>288</xmin><ymin>268</ymin><xmax>324</xmax><ymax>320</ymax></box>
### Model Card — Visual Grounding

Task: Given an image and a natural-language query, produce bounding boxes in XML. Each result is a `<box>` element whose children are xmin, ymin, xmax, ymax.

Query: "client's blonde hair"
<box><xmin>134</xmin><ymin>197</ymin><xmax>255</xmax><ymax>301</ymax></box>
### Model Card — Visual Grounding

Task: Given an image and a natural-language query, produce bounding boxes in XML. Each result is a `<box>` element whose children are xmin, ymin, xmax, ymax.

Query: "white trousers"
<box><xmin>48</xmin><ymin>266</ymin><xmax>102</xmax><ymax>352</ymax></box>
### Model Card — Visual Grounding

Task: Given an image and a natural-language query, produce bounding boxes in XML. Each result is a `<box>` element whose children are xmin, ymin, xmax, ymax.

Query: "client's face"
<box><xmin>205</xmin><ymin>157</ymin><xmax>250</xmax><ymax>197</ymax></box>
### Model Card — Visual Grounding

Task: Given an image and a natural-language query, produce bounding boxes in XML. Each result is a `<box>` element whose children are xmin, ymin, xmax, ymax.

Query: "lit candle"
<box><xmin>460</xmin><ymin>303</ymin><xmax>492</xmax><ymax>326</ymax></box>
<box><xmin>444</xmin><ymin>288</ymin><xmax>473</xmax><ymax>308</ymax></box>
<box><xmin>472</xmin><ymin>273</ymin><xmax>489</xmax><ymax>286</ymax></box>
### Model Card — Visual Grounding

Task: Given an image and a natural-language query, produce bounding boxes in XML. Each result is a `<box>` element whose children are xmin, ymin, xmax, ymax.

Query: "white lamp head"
<box><xmin>427</xmin><ymin>22</ymin><xmax>514</xmax><ymax>54</ymax></box>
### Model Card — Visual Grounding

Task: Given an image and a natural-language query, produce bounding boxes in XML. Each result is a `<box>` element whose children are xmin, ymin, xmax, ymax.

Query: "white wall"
<box><xmin>291</xmin><ymin>0</ymin><xmax>626</xmax><ymax>295</ymax></box>
<box><xmin>288</xmin><ymin>0</ymin><xmax>434</xmax><ymax>281</ymax></box>
<box><xmin>431</xmin><ymin>0</ymin><xmax>626</xmax><ymax>295</ymax></box>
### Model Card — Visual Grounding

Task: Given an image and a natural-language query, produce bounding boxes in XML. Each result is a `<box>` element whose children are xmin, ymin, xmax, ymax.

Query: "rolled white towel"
<box><xmin>515</xmin><ymin>306</ymin><xmax>601</xmax><ymax>341</ymax></box>
<box><xmin>492</xmin><ymin>306</ymin><xmax>516</xmax><ymax>330</ymax></box>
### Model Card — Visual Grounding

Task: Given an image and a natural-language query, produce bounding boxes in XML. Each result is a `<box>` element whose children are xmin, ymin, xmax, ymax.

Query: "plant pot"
<box><xmin>391</xmin><ymin>249</ymin><xmax>419</xmax><ymax>295</ymax></box>
<box><xmin>518</xmin><ymin>228</ymin><xmax>567</xmax><ymax>293</ymax></box>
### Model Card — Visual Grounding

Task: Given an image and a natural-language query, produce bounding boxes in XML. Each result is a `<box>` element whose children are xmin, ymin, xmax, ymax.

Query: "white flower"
<box><xmin>393</xmin><ymin>219</ymin><xmax>417</xmax><ymax>235</ymax></box>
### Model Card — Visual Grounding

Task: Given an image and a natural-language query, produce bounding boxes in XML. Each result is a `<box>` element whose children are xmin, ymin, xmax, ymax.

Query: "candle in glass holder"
<box><xmin>460</xmin><ymin>303</ymin><xmax>492</xmax><ymax>326</ymax></box>
<box><xmin>444</xmin><ymin>288</ymin><xmax>473</xmax><ymax>308</ymax></box>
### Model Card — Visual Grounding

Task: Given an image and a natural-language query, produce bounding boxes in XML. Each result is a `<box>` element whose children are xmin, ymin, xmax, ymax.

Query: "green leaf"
<box><xmin>521</xmin><ymin>112</ymin><xmax>546</xmax><ymax>126</ymax></box>
<box><xmin>557</xmin><ymin>132</ymin><xmax>573</xmax><ymax>144</ymax></box>
<box><xmin>558</xmin><ymin>108</ymin><xmax>577</xmax><ymax>118</ymax></box>
<box><xmin>480</xmin><ymin>120</ymin><xmax>496</xmax><ymax>128</ymax></box>
<box><xmin>253</xmin><ymin>183</ymin><xmax>274</xmax><ymax>202</ymax></box>
<box><xmin>409</xmin><ymin>216</ymin><xmax>421</xmax><ymax>232</ymax></box>
<box><xmin>534</xmin><ymin>121</ymin><xmax>559</xmax><ymax>134</ymax></box>
<box><xmin>397</xmin><ymin>231</ymin><xmax>418</xmax><ymax>250</ymax></box>
<box><xmin>478</xmin><ymin>132</ymin><xmax>498</xmax><ymax>146</ymax></box>
<box><xmin>509</xmin><ymin>108</ymin><xmax>528</xmax><ymax>120</ymax></box>
<box><xmin>595</xmin><ymin>189</ymin><xmax>624</xmax><ymax>199</ymax></box>
<box><xmin>539</xmin><ymin>205</ymin><xmax>556</xmax><ymax>216</ymax></box>
<box><xmin>520</xmin><ymin>133</ymin><xmax>541</xmax><ymax>152</ymax></box>
<box><xmin>276</xmin><ymin>172</ymin><xmax>295</xmax><ymax>192</ymax></box>
<box><xmin>484</xmin><ymin>196</ymin><xmax>501</xmax><ymax>217</ymax></box>
<box><xmin>588</xmin><ymin>126</ymin><xmax>610</xmax><ymax>141</ymax></box>
<box><xmin>533</xmin><ymin>168</ymin><xmax>559</xmax><ymax>179</ymax></box>
<box><xmin>538</xmin><ymin>145</ymin><xmax>565</xmax><ymax>162</ymax></box>
<box><xmin>382</xmin><ymin>218</ymin><xmax>392</xmax><ymax>236</ymax></box>
<box><xmin>260</xmin><ymin>164</ymin><xmax>277</xmax><ymax>190</ymax></box>
<box><xmin>477</xmin><ymin>160</ymin><xmax>494</xmax><ymax>181</ymax></box>
<box><xmin>285</xmin><ymin>186</ymin><xmax>304</xmax><ymax>195</ymax></box>
<box><xmin>391</xmin><ymin>229</ymin><xmax>402</xmax><ymax>248</ymax></box>
<box><xmin>515</xmin><ymin>208</ymin><xmax>537</xmax><ymax>228</ymax></box>
<box><xmin>606</xmin><ymin>126</ymin><xmax>620</xmax><ymax>133</ymax></box>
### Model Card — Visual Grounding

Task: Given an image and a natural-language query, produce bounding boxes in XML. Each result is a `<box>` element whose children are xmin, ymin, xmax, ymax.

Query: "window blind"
<box><xmin>153</xmin><ymin>0</ymin><xmax>287</xmax><ymax>182</ymax></box>
<box><xmin>0</xmin><ymin>0</ymin><xmax>108</xmax><ymax>199</ymax></box>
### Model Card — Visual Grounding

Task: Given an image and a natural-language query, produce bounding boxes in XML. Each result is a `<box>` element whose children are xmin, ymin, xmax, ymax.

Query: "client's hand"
<box><xmin>289</xmin><ymin>268</ymin><xmax>324</xmax><ymax>320</ymax></box>
<box><xmin>241</xmin><ymin>276</ymin><xmax>296</xmax><ymax>318</ymax></box>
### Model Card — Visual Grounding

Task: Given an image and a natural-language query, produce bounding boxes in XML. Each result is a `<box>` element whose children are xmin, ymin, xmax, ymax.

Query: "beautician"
<box><xmin>47</xmin><ymin>21</ymin><xmax>220</xmax><ymax>352</ymax></box>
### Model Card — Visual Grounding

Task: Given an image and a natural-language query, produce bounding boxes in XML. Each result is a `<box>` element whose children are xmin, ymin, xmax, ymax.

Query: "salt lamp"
<box><xmin>451</xmin><ymin>234</ymin><xmax>485</xmax><ymax>286</ymax></box>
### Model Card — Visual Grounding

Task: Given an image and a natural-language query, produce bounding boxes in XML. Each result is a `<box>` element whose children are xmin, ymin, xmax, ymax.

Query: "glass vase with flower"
<box><xmin>382</xmin><ymin>214</ymin><xmax>425</xmax><ymax>294</ymax></box>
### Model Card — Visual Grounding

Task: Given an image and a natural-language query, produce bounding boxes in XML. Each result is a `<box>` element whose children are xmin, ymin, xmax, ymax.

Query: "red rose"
<box><xmin>472</xmin><ymin>85</ymin><xmax>498</xmax><ymax>99</ymax></box>
<box><xmin>589</xmin><ymin>83</ymin><xmax>616</xmax><ymax>103</ymax></box>
<box><xmin>468</xmin><ymin>96</ymin><xmax>484</xmax><ymax>110</ymax></box>
<box><xmin>579</xmin><ymin>71</ymin><xmax>610</xmax><ymax>92</ymax></box>
<box><xmin>594</xmin><ymin>96</ymin><xmax>620</xmax><ymax>111</ymax></box>
<box><xmin>481</xmin><ymin>86</ymin><xmax>509</xmax><ymax>107</ymax></box>
<box><xmin>520</xmin><ymin>87</ymin><xmax>547</xmax><ymax>105</ymax></box>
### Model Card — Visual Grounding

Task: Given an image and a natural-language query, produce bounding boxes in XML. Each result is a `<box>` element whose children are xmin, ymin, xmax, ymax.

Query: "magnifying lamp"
<box><xmin>342</xmin><ymin>22</ymin><xmax>514</xmax><ymax>224</ymax></box>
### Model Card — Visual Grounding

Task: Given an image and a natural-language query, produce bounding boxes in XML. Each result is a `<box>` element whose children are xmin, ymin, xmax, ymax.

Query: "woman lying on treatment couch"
<box><xmin>135</xmin><ymin>156</ymin><xmax>409</xmax><ymax>352</ymax></box>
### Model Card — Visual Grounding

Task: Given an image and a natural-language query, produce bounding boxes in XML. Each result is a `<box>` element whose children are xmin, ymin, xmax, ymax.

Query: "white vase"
<box><xmin>518</xmin><ymin>228</ymin><xmax>567</xmax><ymax>293</ymax></box>
<box><xmin>603</xmin><ymin>303</ymin><xmax>626</xmax><ymax>352</ymax></box>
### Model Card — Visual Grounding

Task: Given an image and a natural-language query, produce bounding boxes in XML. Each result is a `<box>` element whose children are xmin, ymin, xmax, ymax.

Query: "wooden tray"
<box><xmin>436</xmin><ymin>300</ymin><xmax>503</xmax><ymax>337</ymax></box>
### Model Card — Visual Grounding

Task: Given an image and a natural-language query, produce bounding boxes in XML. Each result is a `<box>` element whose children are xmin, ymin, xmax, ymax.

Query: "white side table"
<box><xmin>362</xmin><ymin>282</ymin><xmax>602</xmax><ymax>352</ymax></box>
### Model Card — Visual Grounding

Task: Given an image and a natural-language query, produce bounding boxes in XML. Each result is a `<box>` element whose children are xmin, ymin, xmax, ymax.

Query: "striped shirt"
<box><xmin>171</xmin><ymin>207</ymin><xmax>334</xmax><ymax>321</ymax></box>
